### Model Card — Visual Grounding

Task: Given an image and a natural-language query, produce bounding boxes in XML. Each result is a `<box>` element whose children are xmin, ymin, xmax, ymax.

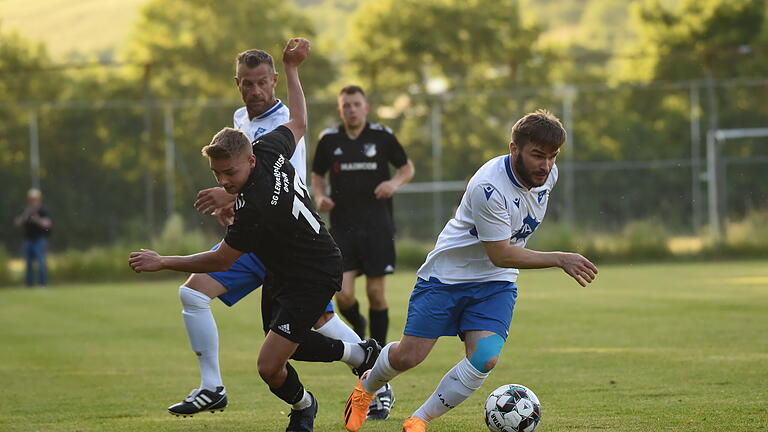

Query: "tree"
<box><xmin>341</xmin><ymin>0</ymin><xmax>549</xmax><ymax>195</ymax></box>
<box><xmin>124</xmin><ymin>0</ymin><xmax>335</xmax><ymax>98</ymax></box>
<box><xmin>0</xmin><ymin>25</ymin><xmax>60</xmax><ymax>250</ymax></box>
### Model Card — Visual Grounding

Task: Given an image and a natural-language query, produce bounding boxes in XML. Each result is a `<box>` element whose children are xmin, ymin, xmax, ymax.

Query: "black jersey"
<box><xmin>311</xmin><ymin>122</ymin><xmax>408</xmax><ymax>228</ymax></box>
<box><xmin>225</xmin><ymin>126</ymin><xmax>342</xmax><ymax>287</ymax></box>
<box><xmin>20</xmin><ymin>206</ymin><xmax>51</xmax><ymax>240</ymax></box>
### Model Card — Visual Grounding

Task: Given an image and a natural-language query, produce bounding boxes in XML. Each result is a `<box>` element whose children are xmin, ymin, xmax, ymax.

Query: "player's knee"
<box><xmin>257</xmin><ymin>358</ymin><xmax>282</xmax><ymax>384</ymax></box>
<box><xmin>335</xmin><ymin>291</ymin><xmax>356</xmax><ymax>307</ymax></box>
<box><xmin>179</xmin><ymin>285</ymin><xmax>211</xmax><ymax>311</ymax></box>
<box><xmin>469</xmin><ymin>333</ymin><xmax>505</xmax><ymax>373</ymax></box>
<box><xmin>367</xmin><ymin>291</ymin><xmax>387</xmax><ymax>309</ymax></box>
<box><xmin>312</xmin><ymin>312</ymin><xmax>334</xmax><ymax>329</ymax></box>
<box><xmin>482</xmin><ymin>356</ymin><xmax>499</xmax><ymax>371</ymax></box>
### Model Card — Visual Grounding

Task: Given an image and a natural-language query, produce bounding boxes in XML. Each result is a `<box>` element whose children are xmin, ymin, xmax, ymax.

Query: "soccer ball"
<box><xmin>484</xmin><ymin>384</ymin><xmax>541</xmax><ymax>432</ymax></box>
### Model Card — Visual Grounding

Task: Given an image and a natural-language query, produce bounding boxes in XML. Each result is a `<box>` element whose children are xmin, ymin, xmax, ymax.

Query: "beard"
<box><xmin>514</xmin><ymin>155</ymin><xmax>548</xmax><ymax>188</ymax></box>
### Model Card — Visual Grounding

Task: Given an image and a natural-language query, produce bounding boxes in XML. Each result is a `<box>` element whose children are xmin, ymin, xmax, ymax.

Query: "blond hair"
<box><xmin>201</xmin><ymin>127</ymin><xmax>252</xmax><ymax>160</ymax></box>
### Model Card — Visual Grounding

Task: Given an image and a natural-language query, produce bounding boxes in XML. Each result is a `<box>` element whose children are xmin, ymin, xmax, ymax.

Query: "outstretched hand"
<box><xmin>282</xmin><ymin>38</ymin><xmax>310</xmax><ymax>68</ymax></box>
<box><xmin>129</xmin><ymin>249</ymin><xmax>163</xmax><ymax>273</ymax></box>
<box><xmin>559</xmin><ymin>253</ymin><xmax>598</xmax><ymax>287</ymax></box>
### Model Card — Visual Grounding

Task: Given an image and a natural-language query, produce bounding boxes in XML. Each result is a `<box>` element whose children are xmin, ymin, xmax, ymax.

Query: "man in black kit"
<box><xmin>129</xmin><ymin>38</ymin><xmax>361</xmax><ymax>432</ymax></box>
<box><xmin>311</xmin><ymin>85</ymin><xmax>415</xmax><ymax>346</ymax></box>
<box><xmin>311</xmin><ymin>85</ymin><xmax>414</xmax><ymax>420</ymax></box>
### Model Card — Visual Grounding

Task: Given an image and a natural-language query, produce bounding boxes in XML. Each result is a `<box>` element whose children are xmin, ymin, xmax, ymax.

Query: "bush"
<box><xmin>722</xmin><ymin>209</ymin><xmax>768</xmax><ymax>257</ymax></box>
<box><xmin>614</xmin><ymin>219</ymin><xmax>671</xmax><ymax>260</ymax></box>
<box><xmin>526</xmin><ymin>221</ymin><xmax>595</xmax><ymax>255</ymax></box>
<box><xmin>396</xmin><ymin>238</ymin><xmax>433</xmax><ymax>270</ymax></box>
<box><xmin>52</xmin><ymin>243</ymin><xmax>136</xmax><ymax>282</ymax></box>
<box><xmin>51</xmin><ymin>214</ymin><xmax>216</xmax><ymax>284</ymax></box>
<box><xmin>0</xmin><ymin>246</ymin><xmax>12</xmax><ymax>287</ymax></box>
<box><xmin>152</xmin><ymin>213</ymin><xmax>213</xmax><ymax>255</ymax></box>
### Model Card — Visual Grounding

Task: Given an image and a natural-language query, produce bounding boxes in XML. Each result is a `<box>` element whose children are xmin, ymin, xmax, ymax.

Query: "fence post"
<box><xmin>29</xmin><ymin>110</ymin><xmax>40</xmax><ymax>189</ymax></box>
<box><xmin>164</xmin><ymin>105</ymin><xmax>176</xmax><ymax>218</ymax></box>
<box><xmin>558</xmin><ymin>84</ymin><xmax>577</xmax><ymax>225</ymax></box>
<box><xmin>431</xmin><ymin>98</ymin><xmax>443</xmax><ymax>237</ymax></box>
<box><xmin>705</xmin><ymin>72</ymin><xmax>722</xmax><ymax>244</ymax></box>
<box><xmin>706</xmin><ymin>130</ymin><xmax>722</xmax><ymax>242</ymax></box>
<box><xmin>689</xmin><ymin>83</ymin><xmax>703</xmax><ymax>233</ymax></box>
<box><xmin>143</xmin><ymin>63</ymin><xmax>155</xmax><ymax>238</ymax></box>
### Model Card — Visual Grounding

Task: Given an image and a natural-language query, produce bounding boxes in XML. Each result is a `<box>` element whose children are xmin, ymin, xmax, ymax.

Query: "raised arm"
<box><xmin>281</xmin><ymin>38</ymin><xmax>310</xmax><ymax>145</ymax></box>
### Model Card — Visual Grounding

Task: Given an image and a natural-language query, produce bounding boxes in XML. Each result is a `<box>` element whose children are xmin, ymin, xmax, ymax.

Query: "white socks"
<box><xmin>179</xmin><ymin>286</ymin><xmax>223</xmax><ymax>391</ymax></box>
<box><xmin>292</xmin><ymin>389</ymin><xmax>313</xmax><ymax>410</ymax></box>
<box><xmin>341</xmin><ymin>342</ymin><xmax>365</xmax><ymax>367</ymax></box>
<box><xmin>362</xmin><ymin>342</ymin><xmax>401</xmax><ymax>394</ymax></box>
<box><xmin>412</xmin><ymin>357</ymin><xmax>489</xmax><ymax>422</ymax></box>
<box><xmin>315</xmin><ymin>313</ymin><xmax>362</xmax><ymax>343</ymax></box>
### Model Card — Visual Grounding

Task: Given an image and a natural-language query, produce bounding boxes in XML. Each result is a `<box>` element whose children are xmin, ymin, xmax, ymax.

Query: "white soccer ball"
<box><xmin>484</xmin><ymin>384</ymin><xmax>541</xmax><ymax>432</ymax></box>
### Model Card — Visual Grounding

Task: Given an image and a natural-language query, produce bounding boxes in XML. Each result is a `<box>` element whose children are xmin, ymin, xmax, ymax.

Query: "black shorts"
<box><xmin>261</xmin><ymin>272</ymin><xmax>337</xmax><ymax>344</ymax></box>
<box><xmin>331</xmin><ymin>224</ymin><xmax>396</xmax><ymax>277</ymax></box>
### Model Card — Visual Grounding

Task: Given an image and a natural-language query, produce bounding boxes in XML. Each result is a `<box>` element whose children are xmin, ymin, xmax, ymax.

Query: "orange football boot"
<box><xmin>402</xmin><ymin>416</ymin><xmax>427</xmax><ymax>432</ymax></box>
<box><xmin>343</xmin><ymin>370</ymin><xmax>375</xmax><ymax>431</ymax></box>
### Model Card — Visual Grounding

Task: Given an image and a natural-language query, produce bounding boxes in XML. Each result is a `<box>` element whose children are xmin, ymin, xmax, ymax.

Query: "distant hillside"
<box><xmin>0</xmin><ymin>0</ymin><xmax>147</xmax><ymax>59</ymax></box>
<box><xmin>0</xmin><ymin>0</ymin><xmax>636</xmax><ymax>61</ymax></box>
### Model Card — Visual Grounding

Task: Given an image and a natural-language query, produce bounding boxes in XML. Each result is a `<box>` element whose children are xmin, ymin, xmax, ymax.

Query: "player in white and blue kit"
<box><xmin>343</xmin><ymin>110</ymin><xmax>599</xmax><ymax>432</ymax></box>
<box><xmin>169</xmin><ymin>48</ymin><xmax>367</xmax><ymax>417</ymax></box>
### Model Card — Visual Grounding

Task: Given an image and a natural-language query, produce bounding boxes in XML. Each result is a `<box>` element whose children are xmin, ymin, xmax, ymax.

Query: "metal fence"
<box><xmin>3</xmin><ymin>77</ymin><xmax>768</xmax><ymax>251</ymax></box>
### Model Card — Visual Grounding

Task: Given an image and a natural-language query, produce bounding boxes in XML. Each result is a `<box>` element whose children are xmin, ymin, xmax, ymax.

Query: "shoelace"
<box><xmin>183</xmin><ymin>388</ymin><xmax>200</xmax><ymax>403</ymax></box>
<box><xmin>352</xmin><ymin>388</ymin><xmax>372</xmax><ymax>409</ymax></box>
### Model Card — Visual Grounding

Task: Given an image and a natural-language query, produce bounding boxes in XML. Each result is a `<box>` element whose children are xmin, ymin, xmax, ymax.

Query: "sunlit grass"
<box><xmin>1</xmin><ymin>260</ymin><xmax>767</xmax><ymax>431</ymax></box>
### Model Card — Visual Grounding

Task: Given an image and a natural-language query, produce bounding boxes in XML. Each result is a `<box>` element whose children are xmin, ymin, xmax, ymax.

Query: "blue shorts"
<box><xmin>207</xmin><ymin>242</ymin><xmax>335</xmax><ymax>313</ymax></box>
<box><xmin>404</xmin><ymin>277</ymin><xmax>517</xmax><ymax>340</ymax></box>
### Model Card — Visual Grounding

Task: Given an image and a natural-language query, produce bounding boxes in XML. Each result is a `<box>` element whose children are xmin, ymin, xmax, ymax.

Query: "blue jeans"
<box><xmin>23</xmin><ymin>238</ymin><xmax>48</xmax><ymax>286</ymax></box>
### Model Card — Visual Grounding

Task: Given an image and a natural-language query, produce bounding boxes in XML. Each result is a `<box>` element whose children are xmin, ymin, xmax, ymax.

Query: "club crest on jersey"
<box><xmin>235</xmin><ymin>196</ymin><xmax>246</xmax><ymax>211</ymax></box>
<box><xmin>537</xmin><ymin>189</ymin><xmax>548</xmax><ymax>204</ymax></box>
<box><xmin>512</xmin><ymin>213</ymin><xmax>540</xmax><ymax>241</ymax></box>
<box><xmin>363</xmin><ymin>143</ymin><xmax>377</xmax><ymax>158</ymax></box>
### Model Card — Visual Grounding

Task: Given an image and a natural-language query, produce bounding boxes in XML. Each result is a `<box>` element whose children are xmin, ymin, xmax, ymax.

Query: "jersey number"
<box><xmin>292</xmin><ymin>175</ymin><xmax>321</xmax><ymax>233</ymax></box>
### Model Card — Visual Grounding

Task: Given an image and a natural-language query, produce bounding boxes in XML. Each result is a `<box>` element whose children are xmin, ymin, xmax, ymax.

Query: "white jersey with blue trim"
<box><xmin>417</xmin><ymin>155</ymin><xmax>558</xmax><ymax>284</ymax></box>
<box><xmin>233</xmin><ymin>99</ymin><xmax>307</xmax><ymax>182</ymax></box>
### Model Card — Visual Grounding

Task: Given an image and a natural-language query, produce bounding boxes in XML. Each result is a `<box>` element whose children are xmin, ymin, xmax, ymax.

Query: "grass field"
<box><xmin>2</xmin><ymin>260</ymin><xmax>767</xmax><ymax>431</ymax></box>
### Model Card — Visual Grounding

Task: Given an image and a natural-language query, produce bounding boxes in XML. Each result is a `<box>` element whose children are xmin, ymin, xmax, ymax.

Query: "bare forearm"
<box><xmin>160</xmin><ymin>251</ymin><xmax>232</xmax><ymax>273</ymax></box>
<box><xmin>311</xmin><ymin>173</ymin><xmax>328</xmax><ymax>198</ymax></box>
<box><xmin>493</xmin><ymin>246</ymin><xmax>563</xmax><ymax>270</ymax></box>
<box><xmin>284</xmin><ymin>65</ymin><xmax>307</xmax><ymax>138</ymax></box>
<box><xmin>391</xmin><ymin>160</ymin><xmax>415</xmax><ymax>187</ymax></box>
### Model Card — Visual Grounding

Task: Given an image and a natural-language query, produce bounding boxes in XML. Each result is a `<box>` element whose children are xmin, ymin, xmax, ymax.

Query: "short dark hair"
<box><xmin>201</xmin><ymin>127</ymin><xmax>252</xmax><ymax>160</ymax></box>
<box><xmin>511</xmin><ymin>109</ymin><xmax>567</xmax><ymax>151</ymax></box>
<box><xmin>339</xmin><ymin>85</ymin><xmax>366</xmax><ymax>97</ymax></box>
<box><xmin>236</xmin><ymin>49</ymin><xmax>275</xmax><ymax>74</ymax></box>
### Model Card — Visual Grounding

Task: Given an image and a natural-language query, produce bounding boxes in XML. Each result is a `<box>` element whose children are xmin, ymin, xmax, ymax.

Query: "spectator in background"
<box><xmin>14</xmin><ymin>188</ymin><xmax>52</xmax><ymax>287</ymax></box>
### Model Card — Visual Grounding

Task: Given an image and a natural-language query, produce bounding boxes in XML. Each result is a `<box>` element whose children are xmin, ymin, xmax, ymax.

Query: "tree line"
<box><xmin>1</xmin><ymin>0</ymin><xmax>767</xmax><ymax>251</ymax></box>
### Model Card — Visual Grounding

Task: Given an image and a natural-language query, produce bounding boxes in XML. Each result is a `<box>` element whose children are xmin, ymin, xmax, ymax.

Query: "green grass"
<box><xmin>2</xmin><ymin>260</ymin><xmax>767</xmax><ymax>431</ymax></box>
